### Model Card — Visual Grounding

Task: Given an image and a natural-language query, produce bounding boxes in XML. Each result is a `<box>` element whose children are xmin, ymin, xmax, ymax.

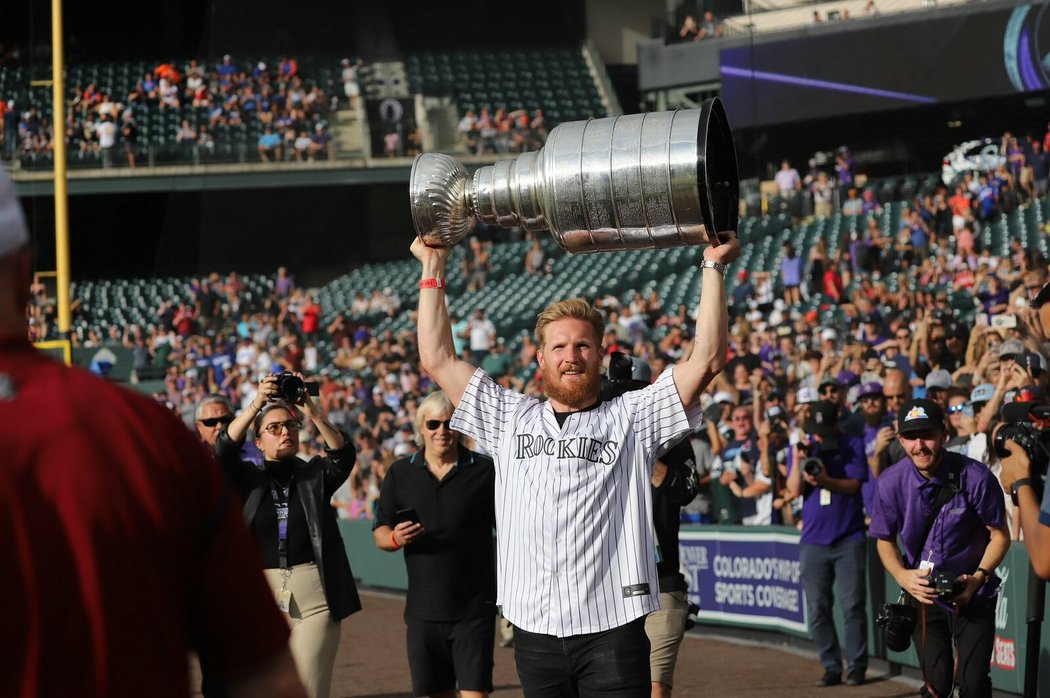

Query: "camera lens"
<box><xmin>802</xmin><ymin>458</ymin><xmax>823</xmax><ymax>478</ymax></box>
<box><xmin>876</xmin><ymin>603</ymin><xmax>917</xmax><ymax>652</ymax></box>
<box><xmin>276</xmin><ymin>372</ymin><xmax>304</xmax><ymax>402</ymax></box>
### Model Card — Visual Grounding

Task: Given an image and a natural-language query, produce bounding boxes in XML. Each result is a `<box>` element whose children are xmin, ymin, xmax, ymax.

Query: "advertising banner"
<box><xmin>680</xmin><ymin>528</ymin><xmax>807</xmax><ymax>634</ymax></box>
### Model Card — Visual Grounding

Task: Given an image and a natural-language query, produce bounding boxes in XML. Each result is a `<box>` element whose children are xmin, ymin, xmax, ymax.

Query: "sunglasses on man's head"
<box><xmin>425</xmin><ymin>419</ymin><xmax>453</xmax><ymax>431</ymax></box>
<box><xmin>198</xmin><ymin>416</ymin><xmax>233</xmax><ymax>427</ymax></box>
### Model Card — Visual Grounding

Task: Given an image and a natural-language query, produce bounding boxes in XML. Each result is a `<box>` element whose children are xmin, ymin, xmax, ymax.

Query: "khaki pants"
<box><xmin>264</xmin><ymin>563</ymin><xmax>341</xmax><ymax>698</ymax></box>
<box><xmin>644</xmin><ymin>590</ymin><xmax>689</xmax><ymax>686</ymax></box>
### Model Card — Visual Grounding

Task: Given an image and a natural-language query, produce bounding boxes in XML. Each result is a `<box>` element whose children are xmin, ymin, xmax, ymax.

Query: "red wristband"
<box><xmin>390</xmin><ymin>530</ymin><xmax>401</xmax><ymax>550</ymax></box>
<box><xmin>418</xmin><ymin>277</ymin><xmax>446</xmax><ymax>289</ymax></box>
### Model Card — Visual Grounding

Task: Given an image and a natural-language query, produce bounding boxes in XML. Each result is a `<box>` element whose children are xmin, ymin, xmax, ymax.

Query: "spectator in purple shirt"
<box><xmin>784</xmin><ymin>400</ymin><xmax>869</xmax><ymax>687</ymax></box>
<box><xmin>779</xmin><ymin>243</ymin><xmax>802</xmax><ymax>306</ymax></box>
<box><xmin>869</xmin><ymin>398</ymin><xmax>1008</xmax><ymax>698</ymax></box>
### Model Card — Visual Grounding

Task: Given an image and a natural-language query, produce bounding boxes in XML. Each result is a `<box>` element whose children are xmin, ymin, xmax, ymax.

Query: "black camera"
<box><xmin>274</xmin><ymin>372</ymin><xmax>319</xmax><ymax>402</ymax></box>
<box><xmin>929</xmin><ymin>568</ymin><xmax>963</xmax><ymax>601</ymax></box>
<box><xmin>801</xmin><ymin>457</ymin><xmax>824</xmax><ymax>478</ymax></box>
<box><xmin>994</xmin><ymin>421</ymin><xmax>1050</xmax><ymax>483</ymax></box>
<box><xmin>685</xmin><ymin>602</ymin><xmax>700</xmax><ymax>631</ymax></box>
<box><xmin>797</xmin><ymin>443</ymin><xmax>824</xmax><ymax>477</ymax></box>
<box><xmin>608</xmin><ymin>351</ymin><xmax>635</xmax><ymax>381</ymax></box>
<box><xmin>875</xmin><ymin>601</ymin><xmax>917</xmax><ymax>652</ymax></box>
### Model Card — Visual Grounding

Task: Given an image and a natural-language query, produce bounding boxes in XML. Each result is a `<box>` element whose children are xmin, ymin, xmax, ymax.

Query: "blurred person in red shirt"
<box><xmin>0</xmin><ymin>169</ymin><xmax>304</xmax><ymax>698</ymax></box>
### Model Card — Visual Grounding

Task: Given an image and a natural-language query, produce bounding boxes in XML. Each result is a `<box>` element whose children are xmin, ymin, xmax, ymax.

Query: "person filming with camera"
<box><xmin>869</xmin><ymin>398</ymin><xmax>1008</xmax><ymax>698</ymax></box>
<box><xmin>783</xmin><ymin>399</ymin><xmax>869</xmax><ymax>687</ymax></box>
<box><xmin>997</xmin><ymin>397</ymin><xmax>1050</xmax><ymax>580</ymax></box>
<box><xmin>215</xmin><ymin>371</ymin><xmax>362</xmax><ymax>698</ymax></box>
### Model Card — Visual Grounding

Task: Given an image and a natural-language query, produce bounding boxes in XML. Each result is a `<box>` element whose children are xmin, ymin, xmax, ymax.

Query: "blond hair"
<box><xmin>534</xmin><ymin>298</ymin><xmax>604</xmax><ymax>348</ymax></box>
<box><xmin>414</xmin><ymin>390</ymin><xmax>456</xmax><ymax>445</ymax></box>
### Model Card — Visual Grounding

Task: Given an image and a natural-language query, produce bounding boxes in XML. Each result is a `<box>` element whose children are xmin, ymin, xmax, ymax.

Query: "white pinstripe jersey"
<box><xmin>450</xmin><ymin>365</ymin><xmax>704</xmax><ymax>637</ymax></box>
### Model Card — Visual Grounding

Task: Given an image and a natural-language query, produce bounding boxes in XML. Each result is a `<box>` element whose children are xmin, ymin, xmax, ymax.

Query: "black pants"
<box><xmin>913</xmin><ymin>598</ymin><xmax>996</xmax><ymax>698</ymax></box>
<box><xmin>512</xmin><ymin>617</ymin><xmax>651</xmax><ymax>698</ymax></box>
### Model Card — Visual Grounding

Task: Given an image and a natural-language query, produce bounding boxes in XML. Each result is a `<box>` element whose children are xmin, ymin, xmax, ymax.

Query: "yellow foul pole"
<box><xmin>51</xmin><ymin>0</ymin><xmax>71</xmax><ymax>336</ymax></box>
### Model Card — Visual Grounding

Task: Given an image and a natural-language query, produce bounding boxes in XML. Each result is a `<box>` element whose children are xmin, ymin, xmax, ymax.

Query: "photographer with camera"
<box><xmin>870</xmin><ymin>398</ymin><xmax>1008</xmax><ymax>698</ymax></box>
<box><xmin>997</xmin><ymin>397</ymin><xmax>1050</xmax><ymax>580</ymax></box>
<box><xmin>215</xmin><ymin>372</ymin><xmax>362</xmax><ymax>698</ymax></box>
<box><xmin>784</xmin><ymin>400</ymin><xmax>869</xmax><ymax>687</ymax></box>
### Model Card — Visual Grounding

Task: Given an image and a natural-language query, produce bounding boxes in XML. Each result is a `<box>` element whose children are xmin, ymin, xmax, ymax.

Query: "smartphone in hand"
<box><xmin>395</xmin><ymin>508</ymin><xmax>421</xmax><ymax>526</ymax></box>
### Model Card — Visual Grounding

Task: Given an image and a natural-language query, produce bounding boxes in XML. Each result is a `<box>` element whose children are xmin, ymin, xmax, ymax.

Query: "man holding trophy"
<box><xmin>410</xmin><ymin>101</ymin><xmax>740</xmax><ymax>696</ymax></box>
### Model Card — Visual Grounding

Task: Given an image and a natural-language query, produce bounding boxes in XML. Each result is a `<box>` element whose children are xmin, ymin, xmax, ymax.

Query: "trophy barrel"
<box><xmin>540</xmin><ymin>99</ymin><xmax>738</xmax><ymax>253</ymax></box>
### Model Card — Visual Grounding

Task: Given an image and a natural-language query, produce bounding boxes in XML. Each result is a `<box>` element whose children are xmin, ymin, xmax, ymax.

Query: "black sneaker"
<box><xmin>846</xmin><ymin>673</ymin><xmax>865</xmax><ymax>686</ymax></box>
<box><xmin>816</xmin><ymin>671</ymin><xmax>842</xmax><ymax>687</ymax></box>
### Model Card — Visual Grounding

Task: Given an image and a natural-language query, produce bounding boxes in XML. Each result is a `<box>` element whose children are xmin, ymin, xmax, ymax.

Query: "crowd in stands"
<box><xmin>457</xmin><ymin>106</ymin><xmax>548</xmax><ymax>155</ymax></box>
<box><xmin>1</xmin><ymin>54</ymin><xmax>343</xmax><ymax>164</ymax></box>
<box><xmin>23</xmin><ymin>126</ymin><xmax>1050</xmax><ymax>539</ymax></box>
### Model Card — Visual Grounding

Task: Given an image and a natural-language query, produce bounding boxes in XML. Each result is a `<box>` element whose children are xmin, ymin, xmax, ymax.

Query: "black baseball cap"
<box><xmin>896</xmin><ymin>398</ymin><xmax>946</xmax><ymax>436</ymax></box>
<box><xmin>804</xmin><ymin>400</ymin><xmax>839</xmax><ymax>437</ymax></box>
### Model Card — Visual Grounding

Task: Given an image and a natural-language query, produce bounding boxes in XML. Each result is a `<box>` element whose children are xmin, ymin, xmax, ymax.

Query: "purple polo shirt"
<box><xmin>869</xmin><ymin>452</ymin><xmax>1005</xmax><ymax>599</ymax></box>
<box><xmin>790</xmin><ymin>432</ymin><xmax>868</xmax><ymax>545</ymax></box>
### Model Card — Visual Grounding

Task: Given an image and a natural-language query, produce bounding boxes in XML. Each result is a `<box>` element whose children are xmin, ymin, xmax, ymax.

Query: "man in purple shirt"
<box><xmin>870</xmin><ymin>399</ymin><xmax>1008</xmax><ymax>698</ymax></box>
<box><xmin>784</xmin><ymin>400</ymin><xmax>869</xmax><ymax>687</ymax></box>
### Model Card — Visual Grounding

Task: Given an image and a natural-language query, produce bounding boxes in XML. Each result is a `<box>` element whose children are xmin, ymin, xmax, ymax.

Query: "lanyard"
<box><xmin>270</xmin><ymin>480</ymin><xmax>291</xmax><ymax>571</ymax></box>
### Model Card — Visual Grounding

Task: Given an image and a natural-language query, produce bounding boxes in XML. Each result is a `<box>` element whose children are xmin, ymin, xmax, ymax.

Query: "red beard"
<box><xmin>542</xmin><ymin>361</ymin><xmax>602</xmax><ymax>408</ymax></box>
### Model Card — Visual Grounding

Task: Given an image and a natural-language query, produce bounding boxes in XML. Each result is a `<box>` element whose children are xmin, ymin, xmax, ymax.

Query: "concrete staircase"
<box><xmin>424</xmin><ymin>96</ymin><xmax>466</xmax><ymax>154</ymax></box>
<box><xmin>333</xmin><ymin>102</ymin><xmax>368</xmax><ymax>158</ymax></box>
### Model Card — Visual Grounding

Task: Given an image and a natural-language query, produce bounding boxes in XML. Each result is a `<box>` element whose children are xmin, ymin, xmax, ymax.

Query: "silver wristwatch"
<box><xmin>699</xmin><ymin>260</ymin><xmax>728</xmax><ymax>278</ymax></box>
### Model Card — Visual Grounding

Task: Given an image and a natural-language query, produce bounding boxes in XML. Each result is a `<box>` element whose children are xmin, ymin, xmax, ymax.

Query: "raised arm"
<box><xmin>227</xmin><ymin>374</ymin><xmax>277</xmax><ymax>444</ymax></box>
<box><xmin>412</xmin><ymin>238</ymin><xmax>481</xmax><ymax>407</ymax></box>
<box><xmin>675</xmin><ymin>234</ymin><xmax>741</xmax><ymax>407</ymax></box>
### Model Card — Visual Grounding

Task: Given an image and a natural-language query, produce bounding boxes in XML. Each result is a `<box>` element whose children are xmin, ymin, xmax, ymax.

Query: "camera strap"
<box><xmin>916</xmin><ymin>454</ymin><xmax>964</xmax><ymax>698</ymax></box>
<box><xmin>914</xmin><ymin>454</ymin><xmax>963</xmax><ymax>568</ymax></box>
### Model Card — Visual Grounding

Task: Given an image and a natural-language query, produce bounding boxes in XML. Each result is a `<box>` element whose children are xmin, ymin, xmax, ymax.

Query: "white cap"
<box><xmin>925</xmin><ymin>369</ymin><xmax>952</xmax><ymax>390</ymax></box>
<box><xmin>820</xmin><ymin>328</ymin><xmax>838</xmax><ymax>342</ymax></box>
<box><xmin>0</xmin><ymin>169</ymin><xmax>28</xmax><ymax>258</ymax></box>
<box><xmin>713</xmin><ymin>390</ymin><xmax>735</xmax><ymax>405</ymax></box>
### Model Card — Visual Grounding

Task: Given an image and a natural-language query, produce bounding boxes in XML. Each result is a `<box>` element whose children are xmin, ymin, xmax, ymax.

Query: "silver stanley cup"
<box><xmin>410</xmin><ymin>98</ymin><xmax>738</xmax><ymax>253</ymax></box>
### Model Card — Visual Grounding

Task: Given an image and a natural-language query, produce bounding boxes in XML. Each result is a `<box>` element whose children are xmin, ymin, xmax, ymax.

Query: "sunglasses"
<box><xmin>198</xmin><ymin>416</ymin><xmax>233</xmax><ymax>427</ymax></box>
<box><xmin>885</xmin><ymin>393</ymin><xmax>906</xmax><ymax>401</ymax></box>
<box><xmin>424</xmin><ymin>419</ymin><xmax>453</xmax><ymax>431</ymax></box>
<box><xmin>947</xmin><ymin>404</ymin><xmax>967</xmax><ymax>414</ymax></box>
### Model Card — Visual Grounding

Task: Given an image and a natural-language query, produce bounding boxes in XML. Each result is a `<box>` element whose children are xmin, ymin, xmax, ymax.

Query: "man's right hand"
<box><xmin>898</xmin><ymin>567</ymin><xmax>937</xmax><ymax>605</ymax></box>
<box><xmin>411</xmin><ymin>237</ymin><xmax>451</xmax><ymax>267</ymax></box>
<box><xmin>393</xmin><ymin>521</ymin><xmax>424</xmax><ymax>547</ymax></box>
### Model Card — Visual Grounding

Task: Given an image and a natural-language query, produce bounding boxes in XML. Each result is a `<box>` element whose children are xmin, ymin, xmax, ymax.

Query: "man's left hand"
<box><xmin>704</xmin><ymin>232</ymin><xmax>741</xmax><ymax>265</ymax></box>
<box><xmin>951</xmin><ymin>574</ymin><xmax>984</xmax><ymax>606</ymax></box>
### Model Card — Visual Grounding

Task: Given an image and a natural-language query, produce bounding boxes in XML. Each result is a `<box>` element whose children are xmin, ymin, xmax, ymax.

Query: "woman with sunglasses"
<box><xmin>215</xmin><ymin>372</ymin><xmax>361</xmax><ymax>698</ymax></box>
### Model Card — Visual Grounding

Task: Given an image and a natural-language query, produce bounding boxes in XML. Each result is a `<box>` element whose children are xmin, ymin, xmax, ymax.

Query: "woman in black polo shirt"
<box><xmin>215</xmin><ymin>373</ymin><xmax>360</xmax><ymax>698</ymax></box>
